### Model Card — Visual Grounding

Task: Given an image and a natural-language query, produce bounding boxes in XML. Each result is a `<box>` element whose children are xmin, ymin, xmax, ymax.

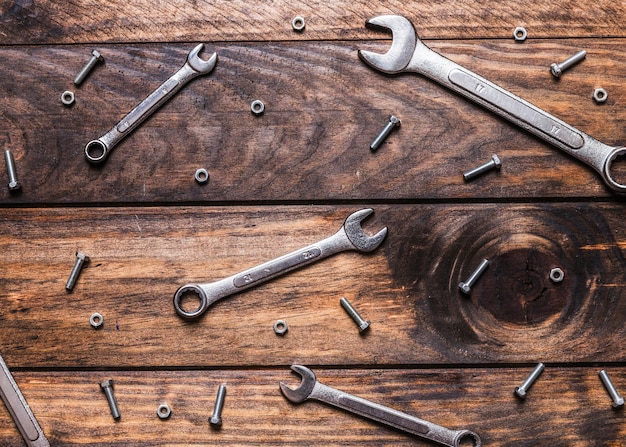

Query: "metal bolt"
<box><xmin>100</xmin><ymin>379</ymin><xmax>121</xmax><ymax>419</ymax></box>
<box><xmin>4</xmin><ymin>150</ymin><xmax>21</xmax><ymax>191</ymax></box>
<box><xmin>370</xmin><ymin>115</ymin><xmax>401</xmax><ymax>151</ymax></box>
<box><xmin>514</xmin><ymin>363</ymin><xmax>545</xmax><ymax>399</ymax></box>
<box><xmin>340</xmin><ymin>297</ymin><xmax>370</xmax><ymax>332</ymax></box>
<box><xmin>209</xmin><ymin>384</ymin><xmax>226</xmax><ymax>426</ymax></box>
<box><xmin>458</xmin><ymin>258</ymin><xmax>489</xmax><ymax>294</ymax></box>
<box><xmin>463</xmin><ymin>154</ymin><xmax>501</xmax><ymax>181</ymax></box>
<box><xmin>599</xmin><ymin>370</ymin><xmax>625</xmax><ymax>408</ymax></box>
<box><xmin>550</xmin><ymin>50</ymin><xmax>586</xmax><ymax>78</ymax></box>
<box><xmin>66</xmin><ymin>252</ymin><xmax>90</xmax><ymax>291</ymax></box>
<box><xmin>74</xmin><ymin>49</ymin><xmax>104</xmax><ymax>86</ymax></box>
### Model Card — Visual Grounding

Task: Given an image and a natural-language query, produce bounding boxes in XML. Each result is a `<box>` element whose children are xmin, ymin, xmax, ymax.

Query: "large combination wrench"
<box><xmin>359</xmin><ymin>15</ymin><xmax>626</xmax><ymax>194</ymax></box>
<box><xmin>0</xmin><ymin>354</ymin><xmax>49</xmax><ymax>447</ymax></box>
<box><xmin>280</xmin><ymin>365</ymin><xmax>481</xmax><ymax>447</ymax></box>
<box><xmin>174</xmin><ymin>208</ymin><xmax>387</xmax><ymax>319</ymax></box>
<box><xmin>84</xmin><ymin>43</ymin><xmax>217</xmax><ymax>164</ymax></box>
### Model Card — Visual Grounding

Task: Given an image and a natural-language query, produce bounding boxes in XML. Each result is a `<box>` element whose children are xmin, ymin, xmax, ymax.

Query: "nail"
<box><xmin>514</xmin><ymin>363</ymin><xmax>545</xmax><ymax>399</ymax></box>
<box><xmin>370</xmin><ymin>115</ymin><xmax>401</xmax><ymax>151</ymax></box>
<box><xmin>463</xmin><ymin>154</ymin><xmax>501</xmax><ymax>181</ymax></box>
<box><xmin>340</xmin><ymin>297</ymin><xmax>370</xmax><ymax>332</ymax></box>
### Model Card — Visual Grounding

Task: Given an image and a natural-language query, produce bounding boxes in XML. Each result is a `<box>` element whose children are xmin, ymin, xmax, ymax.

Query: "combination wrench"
<box><xmin>359</xmin><ymin>15</ymin><xmax>626</xmax><ymax>194</ymax></box>
<box><xmin>280</xmin><ymin>365</ymin><xmax>481</xmax><ymax>447</ymax></box>
<box><xmin>0</xmin><ymin>354</ymin><xmax>49</xmax><ymax>447</ymax></box>
<box><xmin>174</xmin><ymin>208</ymin><xmax>387</xmax><ymax>319</ymax></box>
<box><xmin>84</xmin><ymin>43</ymin><xmax>217</xmax><ymax>164</ymax></box>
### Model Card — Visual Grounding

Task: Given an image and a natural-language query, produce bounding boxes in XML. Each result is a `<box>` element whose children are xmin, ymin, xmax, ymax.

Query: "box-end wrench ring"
<box><xmin>359</xmin><ymin>15</ymin><xmax>626</xmax><ymax>194</ymax></box>
<box><xmin>84</xmin><ymin>43</ymin><xmax>217</xmax><ymax>164</ymax></box>
<box><xmin>280</xmin><ymin>365</ymin><xmax>481</xmax><ymax>447</ymax></box>
<box><xmin>173</xmin><ymin>208</ymin><xmax>387</xmax><ymax>319</ymax></box>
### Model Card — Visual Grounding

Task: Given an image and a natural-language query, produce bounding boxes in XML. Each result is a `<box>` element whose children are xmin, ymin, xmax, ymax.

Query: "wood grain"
<box><xmin>1</xmin><ymin>39</ymin><xmax>626</xmax><ymax>204</ymax></box>
<box><xmin>1</xmin><ymin>204</ymin><xmax>625</xmax><ymax>368</ymax></box>
<box><xmin>0</xmin><ymin>367</ymin><xmax>624</xmax><ymax>446</ymax></box>
<box><xmin>1</xmin><ymin>0</ymin><xmax>626</xmax><ymax>44</ymax></box>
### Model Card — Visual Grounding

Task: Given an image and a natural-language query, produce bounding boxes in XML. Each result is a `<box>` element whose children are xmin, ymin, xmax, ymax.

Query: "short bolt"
<box><xmin>550</xmin><ymin>50</ymin><xmax>586</xmax><ymax>78</ymax></box>
<box><xmin>340</xmin><ymin>297</ymin><xmax>370</xmax><ymax>332</ymax></box>
<box><xmin>370</xmin><ymin>115</ymin><xmax>401</xmax><ymax>151</ymax></box>
<box><xmin>100</xmin><ymin>379</ymin><xmax>121</xmax><ymax>419</ymax></box>
<box><xmin>209</xmin><ymin>384</ymin><xmax>227</xmax><ymax>426</ymax></box>
<box><xmin>66</xmin><ymin>252</ymin><xmax>90</xmax><ymax>291</ymax></box>
<box><xmin>4</xmin><ymin>150</ymin><xmax>21</xmax><ymax>192</ymax></box>
<box><xmin>599</xmin><ymin>370</ymin><xmax>625</xmax><ymax>408</ymax></box>
<box><xmin>74</xmin><ymin>49</ymin><xmax>104</xmax><ymax>86</ymax></box>
<box><xmin>514</xmin><ymin>363</ymin><xmax>545</xmax><ymax>399</ymax></box>
<box><xmin>463</xmin><ymin>154</ymin><xmax>501</xmax><ymax>181</ymax></box>
<box><xmin>459</xmin><ymin>258</ymin><xmax>490</xmax><ymax>295</ymax></box>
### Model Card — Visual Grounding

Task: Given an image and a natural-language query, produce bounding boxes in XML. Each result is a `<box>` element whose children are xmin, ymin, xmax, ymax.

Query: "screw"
<box><xmin>74</xmin><ymin>49</ymin><xmax>104</xmax><ymax>86</ymax></box>
<box><xmin>514</xmin><ymin>363</ymin><xmax>545</xmax><ymax>399</ymax></box>
<box><xmin>66</xmin><ymin>252</ymin><xmax>90</xmax><ymax>291</ymax></box>
<box><xmin>458</xmin><ymin>258</ymin><xmax>489</xmax><ymax>295</ymax></box>
<box><xmin>463</xmin><ymin>154</ymin><xmax>501</xmax><ymax>181</ymax></box>
<box><xmin>599</xmin><ymin>370</ymin><xmax>625</xmax><ymax>408</ymax></box>
<box><xmin>209</xmin><ymin>384</ymin><xmax>226</xmax><ymax>426</ymax></box>
<box><xmin>4</xmin><ymin>150</ymin><xmax>21</xmax><ymax>191</ymax></box>
<box><xmin>340</xmin><ymin>297</ymin><xmax>370</xmax><ymax>332</ymax></box>
<box><xmin>370</xmin><ymin>115</ymin><xmax>401</xmax><ymax>151</ymax></box>
<box><xmin>550</xmin><ymin>50</ymin><xmax>586</xmax><ymax>78</ymax></box>
<box><xmin>100</xmin><ymin>379</ymin><xmax>121</xmax><ymax>419</ymax></box>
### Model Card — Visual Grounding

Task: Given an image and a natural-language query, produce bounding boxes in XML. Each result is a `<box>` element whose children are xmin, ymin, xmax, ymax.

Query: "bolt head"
<box><xmin>612</xmin><ymin>397</ymin><xmax>625</xmax><ymax>408</ymax></box>
<box><xmin>100</xmin><ymin>379</ymin><xmax>114</xmax><ymax>389</ymax></box>
<box><xmin>389</xmin><ymin>115</ymin><xmax>401</xmax><ymax>127</ymax></box>
<box><xmin>459</xmin><ymin>282</ymin><xmax>471</xmax><ymax>294</ymax></box>
<box><xmin>92</xmin><ymin>49</ymin><xmax>103</xmax><ymax>61</ymax></box>
<box><xmin>209</xmin><ymin>416</ymin><xmax>222</xmax><ymax>426</ymax></box>
<box><xmin>8</xmin><ymin>180</ymin><xmax>21</xmax><ymax>191</ymax></box>
<box><xmin>358</xmin><ymin>320</ymin><xmax>371</xmax><ymax>332</ymax></box>
<box><xmin>550</xmin><ymin>63</ymin><xmax>562</xmax><ymax>78</ymax></box>
<box><xmin>514</xmin><ymin>387</ymin><xmax>527</xmax><ymax>399</ymax></box>
<box><xmin>491</xmin><ymin>154</ymin><xmax>502</xmax><ymax>169</ymax></box>
<box><xmin>76</xmin><ymin>252</ymin><xmax>90</xmax><ymax>262</ymax></box>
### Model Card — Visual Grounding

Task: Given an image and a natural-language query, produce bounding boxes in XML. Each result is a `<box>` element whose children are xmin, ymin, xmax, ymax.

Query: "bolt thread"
<box><xmin>370</xmin><ymin>116</ymin><xmax>400</xmax><ymax>151</ymax></box>
<box><xmin>559</xmin><ymin>50</ymin><xmax>587</xmax><ymax>72</ymax></box>
<box><xmin>462</xmin><ymin>259</ymin><xmax>490</xmax><ymax>289</ymax></box>
<box><xmin>519</xmin><ymin>363</ymin><xmax>545</xmax><ymax>392</ymax></box>
<box><xmin>599</xmin><ymin>370</ymin><xmax>624</xmax><ymax>405</ymax></box>
<box><xmin>463</xmin><ymin>159</ymin><xmax>498</xmax><ymax>181</ymax></box>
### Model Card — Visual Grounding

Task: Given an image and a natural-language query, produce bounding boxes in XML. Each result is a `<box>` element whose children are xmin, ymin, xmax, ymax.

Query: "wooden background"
<box><xmin>1</xmin><ymin>1</ymin><xmax>625</xmax><ymax>445</ymax></box>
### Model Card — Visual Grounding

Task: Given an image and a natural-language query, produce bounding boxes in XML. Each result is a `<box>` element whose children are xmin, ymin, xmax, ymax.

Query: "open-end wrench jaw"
<box><xmin>187</xmin><ymin>43</ymin><xmax>218</xmax><ymax>74</ymax></box>
<box><xmin>358</xmin><ymin>15</ymin><xmax>416</xmax><ymax>74</ymax></box>
<box><xmin>343</xmin><ymin>208</ymin><xmax>388</xmax><ymax>252</ymax></box>
<box><xmin>279</xmin><ymin>365</ymin><xmax>317</xmax><ymax>403</ymax></box>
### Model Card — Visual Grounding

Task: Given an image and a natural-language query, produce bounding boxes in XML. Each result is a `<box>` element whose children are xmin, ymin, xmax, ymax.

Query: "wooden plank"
<box><xmin>0</xmin><ymin>367</ymin><xmax>624</xmax><ymax>446</ymax></box>
<box><xmin>1</xmin><ymin>204</ymin><xmax>625</xmax><ymax>368</ymax></box>
<box><xmin>1</xmin><ymin>0</ymin><xmax>625</xmax><ymax>44</ymax></box>
<box><xmin>1</xmin><ymin>40</ymin><xmax>625</xmax><ymax>204</ymax></box>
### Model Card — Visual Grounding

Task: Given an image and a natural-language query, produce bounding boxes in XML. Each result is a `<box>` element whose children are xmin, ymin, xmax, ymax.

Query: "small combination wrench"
<box><xmin>280</xmin><ymin>365</ymin><xmax>481</xmax><ymax>447</ymax></box>
<box><xmin>84</xmin><ymin>43</ymin><xmax>217</xmax><ymax>164</ymax></box>
<box><xmin>0</xmin><ymin>354</ymin><xmax>49</xmax><ymax>447</ymax></box>
<box><xmin>359</xmin><ymin>15</ymin><xmax>626</xmax><ymax>194</ymax></box>
<box><xmin>174</xmin><ymin>208</ymin><xmax>387</xmax><ymax>319</ymax></box>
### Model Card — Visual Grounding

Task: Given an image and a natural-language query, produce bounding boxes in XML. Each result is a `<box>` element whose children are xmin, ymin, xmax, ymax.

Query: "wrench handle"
<box><xmin>174</xmin><ymin>229</ymin><xmax>355</xmax><ymax>319</ymax></box>
<box><xmin>0</xmin><ymin>355</ymin><xmax>49</xmax><ymax>447</ymax></box>
<box><xmin>408</xmin><ymin>44</ymin><xmax>626</xmax><ymax>193</ymax></box>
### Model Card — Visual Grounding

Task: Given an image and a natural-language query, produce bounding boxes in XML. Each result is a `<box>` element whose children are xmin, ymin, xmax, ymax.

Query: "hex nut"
<box><xmin>61</xmin><ymin>90</ymin><xmax>75</xmax><ymax>106</ymax></box>
<box><xmin>513</xmin><ymin>27</ymin><xmax>527</xmax><ymax>42</ymax></box>
<box><xmin>90</xmin><ymin>312</ymin><xmax>104</xmax><ymax>328</ymax></box>
<box><xmin>291</xmin><ymin>16</ymin><xmax>305</xmax><ymax>32</ymax></box>
<box><xmin>157</xmin><ymin>403</ymin><xmax>171</xmax><ymax>419</ymax></box>
<box><xmin>273</xmin><ymin>319</ymin><xmax>288</xmax><ymax>335</ymax></box>
<box><xmin>593</xmin><ymin>88</ymin><xmax>608</xmax><ymax>104</ymax></box>
<box><xmin>250</xmin><ymin>100</ymin><xmax>265</xmax><ymax>116</ymax></box>
<box><xmin>194</xmin><ymin>168</ymin><xmax>209</xmax><ymax>184</ymax></box>
<box><xmin>549</xmin><ymin>267</ymin><xmax>564</xmax><ymax>283</ymax></box>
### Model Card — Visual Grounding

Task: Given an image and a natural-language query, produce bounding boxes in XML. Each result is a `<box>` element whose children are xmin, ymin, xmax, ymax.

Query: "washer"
<box><xmin>273</xmin><ymin>319</ymin><xmax>288</xmax><ymax>335</ymax></box>
<box><xmin>90</xmin><ymin>312</ymin><xmax>103</xmax><ymax>328</ymax></box>
<box><xmin>250</xmin><ymin>100</ymin><xmax>265</xmax><ymax>116</ymax></box>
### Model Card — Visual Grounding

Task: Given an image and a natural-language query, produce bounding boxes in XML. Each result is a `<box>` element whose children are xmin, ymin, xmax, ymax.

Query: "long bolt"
<box><xmin>599</xmin><ymin>370</ymin><xmax>625</xmax><ymax>408</ymax></box>
<box><xmin>370</xmin><ymin>115</ymin><xmax>401</xmax><ymax>151</ymax></box>
<box><xmin>514</xmin><ymin>363</ymin><xmax>545</xmax><ymax>399</ymax></box>
<box><xmin>4</xmin><ymin>150</ymin><xmax>21</xmax><ymax>191</ymax></box>
<box><xmin>458</xmin><ymin>258</ymin><xmax>489</xmax><ymax>295</ymax></box>
<box><xmin>74</xmin><ymin>49</ymin><xmax>104</xmax><ymax>85</ymax></box>
<box><xmin>550</xmin><ymin>50</ymin><xmax>586</xmax><ymax>78</ymax></box>
<box><xmin>209</xmin><ymin>384</ymin><xmax>227</xmax><ymax>426</ymax></box>
<box><xmin>66</xmin><ymin>252</ymin><xmax>90</xmax><ymax>291</ymax></box>
<box><xmin>340</xmin><ymin>297</ymin><xmax>370</xmax><ymax>332</ymax></box>
<box><xmin>463</xmin><ymin>154</ymin><xmax>501</xmax><ymax>181</ymax></box>
<box><xmin>100</xmin><ymin>379</ymin><xmax>121</xmax><ymax>419</ymax></box>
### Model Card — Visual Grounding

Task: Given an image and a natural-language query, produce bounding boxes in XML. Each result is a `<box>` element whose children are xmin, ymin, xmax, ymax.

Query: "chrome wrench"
<box><xmin>359</xmin><ymin>15</ymin><xmax>626</xmax><ymax>194</ymax></box>
<box><xmin>0</xmin><ymin>354</ymin><xmax>49</xmax><ymax>447</ymax></box>
<box><xmin>174</xmin><ymin>208</ymin><xmax>387</xmax><ymax>319</ymax></box>
<box><xmin>280</xmin><ymin>365</ymin><xmax>481</xmax><ymax>447</ymax></box>
<box><xmin>84</xmin><ymin>43</ymin><xmax>217</xmax><ymax>164</ymax></box>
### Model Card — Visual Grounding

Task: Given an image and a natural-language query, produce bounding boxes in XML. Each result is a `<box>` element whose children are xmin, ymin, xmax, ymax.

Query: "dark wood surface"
<box><xmin>1</xmin><ymin>1</ymin><xmax>625</xmax><ymax>446</ymax></box>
